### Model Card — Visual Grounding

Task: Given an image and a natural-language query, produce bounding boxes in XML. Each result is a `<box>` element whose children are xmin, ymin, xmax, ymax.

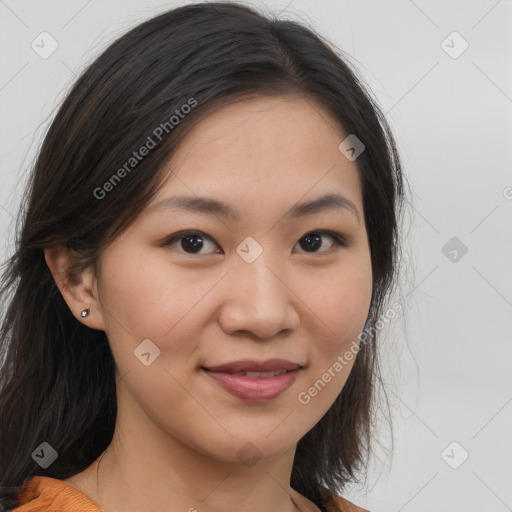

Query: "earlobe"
<box><xmin>44</xmin><ymin>246</ymin><xmax>106</xmax><ymax>331</ymax></box>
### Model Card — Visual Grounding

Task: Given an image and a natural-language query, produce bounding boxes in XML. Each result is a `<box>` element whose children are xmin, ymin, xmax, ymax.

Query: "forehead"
<box><xmin>152</xmin><ymin>96</ymin><xmax>364</xmax><ymax>221</ymax></box>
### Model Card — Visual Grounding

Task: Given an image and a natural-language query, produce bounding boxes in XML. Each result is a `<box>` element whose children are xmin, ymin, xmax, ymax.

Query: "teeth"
<box><xmin>231</xmin><ymin>370</ymin><xmax>288</xmax><ymax>377</ymax></box>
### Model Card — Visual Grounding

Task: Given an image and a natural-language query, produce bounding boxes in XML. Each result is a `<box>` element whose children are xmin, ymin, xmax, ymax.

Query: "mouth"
<box><xmin>202</xmin><ymin>358</ymin><xmax>302</xmax><ymax>373</ymax></box>
<box><xmin>200</xmin><ymin>362</ymin><xmax>303</xmax><ymax>402</ymax></box>
<box><xmin>203</xmin><ymin>368</ymin><xmax>297</xmax><ymax>378</ymax></box>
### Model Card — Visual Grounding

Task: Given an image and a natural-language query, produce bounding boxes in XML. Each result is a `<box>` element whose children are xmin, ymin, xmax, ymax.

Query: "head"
<box><xmin>0</xmin><ymin>2</ymin><xmax>407</xmax><ymax>509</ymax></box>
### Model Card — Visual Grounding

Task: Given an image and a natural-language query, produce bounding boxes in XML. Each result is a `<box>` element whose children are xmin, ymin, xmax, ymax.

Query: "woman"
<box><xmin>0</xmin><ymin>2</ymin><xmax>408</xmax><ymax>511</ymax></box>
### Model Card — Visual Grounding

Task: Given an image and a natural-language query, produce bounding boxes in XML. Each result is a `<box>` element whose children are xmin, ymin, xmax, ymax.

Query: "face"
<box><xmin>88</xmin><ymin>95</ymin><xmax>373</xmax><ymax>462</ymax></box>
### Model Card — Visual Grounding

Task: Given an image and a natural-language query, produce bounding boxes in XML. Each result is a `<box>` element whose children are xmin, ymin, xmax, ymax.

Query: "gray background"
<box><xmin>1</xmin><ymin>1</ymin><xmax>511</xmax><ymax>511</ymax></box>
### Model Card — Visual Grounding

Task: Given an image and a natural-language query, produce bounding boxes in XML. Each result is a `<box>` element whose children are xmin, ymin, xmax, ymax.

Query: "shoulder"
<box><xmin>11</xmin><ymin>476</ymin><xmax>103</xmax><ymax>512</ymax></box>
<box><xmin>324</xmin><ymin>491</ymin><xmax>372</xmax><ymax>512</ymax></box>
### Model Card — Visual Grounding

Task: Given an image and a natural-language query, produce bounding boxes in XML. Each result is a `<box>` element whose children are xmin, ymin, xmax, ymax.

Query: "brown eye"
<box><xmin>163</xmin><ymin>231</ymin><xmax>220</xmax><ymax>255</ymax></box>
<box><xmin>162</xmin><ymin>229</ymin><xmax>347</xmax><ymax>256</ymax></box>
<box><xmin>295</xmin><ymin>231</ymin><xmax>347</xmax><ymax>254</ymax></box>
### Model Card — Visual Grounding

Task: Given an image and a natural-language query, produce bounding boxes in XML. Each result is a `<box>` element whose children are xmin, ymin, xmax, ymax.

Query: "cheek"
<box><xmin>296</xmin><ymin>254</ymin><xmax>371</xmax><ymax>417</ymax></box>
<box><xmin>294</xmin><ymin>260</ymin><xmax>371</xmax><ymax>425</ymax></box>
<box><xmin>98</xmin><ymin>246</ymin><xmax>196</xmax><ymax>336</ymax></box>
<box><xmin>97</xmin><ymin>247</ymin><xmax>240</xmax><ymax>384</ymax></box>
<box><xmin>308</xmin><ymin>255</ymin><xmax>373</xmax><ymax>352</ymax></box>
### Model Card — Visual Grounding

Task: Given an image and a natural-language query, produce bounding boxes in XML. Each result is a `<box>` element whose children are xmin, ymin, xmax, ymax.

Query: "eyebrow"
<box><xmin>148</xmin><ymin>193</ymin><xmax>360</xmax><ymax>224</ymax></box>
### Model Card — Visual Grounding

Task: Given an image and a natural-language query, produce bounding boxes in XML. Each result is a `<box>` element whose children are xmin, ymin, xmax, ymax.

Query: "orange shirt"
<box><xmin>12</xmin><ymin>475</ymin><xmax>370</xmax><ymax>512</ymax></box>
<box><xmin>12</xmin><ymin>476</ymin><xmax>102</xmax><ymax>511</ymax></box>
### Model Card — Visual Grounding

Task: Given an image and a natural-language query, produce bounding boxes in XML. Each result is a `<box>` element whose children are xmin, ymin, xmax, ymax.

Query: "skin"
<box><xmin>46</xmin><ymin>95</ymin><xmax>373</xmax><ymax>512</ymax></box>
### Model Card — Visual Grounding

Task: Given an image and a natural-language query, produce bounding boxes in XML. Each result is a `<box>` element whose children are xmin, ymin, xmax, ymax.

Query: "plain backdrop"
<box><xmin>1</xmin><ymin>1</ymin><xmax>511</xmax><ymax>511</ymax></box>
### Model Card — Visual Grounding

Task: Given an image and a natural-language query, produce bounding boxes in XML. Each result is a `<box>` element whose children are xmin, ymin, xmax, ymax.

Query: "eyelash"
<box><xmin>162</xmin><ymin>229</ymin><xmax>348</xmax><ymax>256</ymax></box>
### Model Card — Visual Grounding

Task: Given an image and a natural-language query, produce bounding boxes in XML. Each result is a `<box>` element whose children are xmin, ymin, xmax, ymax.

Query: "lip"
<box><xmin>201</xmin><ymin>367</ymin><xmax>302</xmax><ymax>402</ymax></box>
<box><xmin>203</xmin><ymin>358</ymin><xmax>301</xmax><ymax>373</ymax></box>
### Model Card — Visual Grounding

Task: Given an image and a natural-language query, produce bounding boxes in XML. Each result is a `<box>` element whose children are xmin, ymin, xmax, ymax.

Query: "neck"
<box><xmin>91</xmin><ymin>436</ymin><xmax>308</xmax><ymax>512</ymax></box>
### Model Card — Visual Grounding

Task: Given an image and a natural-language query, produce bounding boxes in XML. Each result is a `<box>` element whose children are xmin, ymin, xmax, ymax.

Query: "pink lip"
<box><xmin>201</xmin><ymin>368</ymin><xmax>301</xmax><ymax>402</ymax></box>
<box><xmin>204</xmin><ymin>358</ymin><xmax>301</xmax><ymax>373</ymax></box>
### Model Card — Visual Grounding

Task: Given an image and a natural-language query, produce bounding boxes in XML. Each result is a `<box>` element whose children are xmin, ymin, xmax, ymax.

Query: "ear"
<box><xmin>44</xmin><ymin>246</ymin><xmax>106</xmax><ymax>331</ymax></box>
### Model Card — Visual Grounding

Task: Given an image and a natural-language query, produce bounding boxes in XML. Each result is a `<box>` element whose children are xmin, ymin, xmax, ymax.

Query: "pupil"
<box><xmin>302</xmin><ymin>233</ymin><xmax>321</xmax><ymax>251</ymax></box>
<box><xmin>183</xmin><ymin>234</ymin><xmax>203</xmax><ymax>253</ymax></box>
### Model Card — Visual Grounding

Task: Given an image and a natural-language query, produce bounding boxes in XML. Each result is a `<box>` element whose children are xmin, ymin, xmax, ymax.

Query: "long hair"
<box><xmin>0</xmin><ymin>2</ymin><xmax>408</xmax><ymax>509</ymax></box>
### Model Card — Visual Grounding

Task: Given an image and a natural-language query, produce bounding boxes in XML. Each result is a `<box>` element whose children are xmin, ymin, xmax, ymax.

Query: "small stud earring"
<box><xmin>81</xmin><ymin>308</ymin><xmax>90</xmax><ymax>318</ymax></box>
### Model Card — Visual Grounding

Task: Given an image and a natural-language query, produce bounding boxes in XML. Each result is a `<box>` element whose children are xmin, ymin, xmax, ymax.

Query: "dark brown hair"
<box><xmin>0</xmin><ymin>2</ymin><xmax>408</xmax><ymax>510</ymax></box>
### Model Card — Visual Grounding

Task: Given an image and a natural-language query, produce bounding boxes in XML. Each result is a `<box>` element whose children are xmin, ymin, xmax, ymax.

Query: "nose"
<box><xmin>217</xmin><ymin>254</ymin><xmax>300</xmax><ymax>340</ymax></box>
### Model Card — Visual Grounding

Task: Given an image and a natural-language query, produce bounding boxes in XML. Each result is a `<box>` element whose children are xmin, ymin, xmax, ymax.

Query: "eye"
<box><xmin>294</xmin><ymin>230</ymin><xmax>347</xmax><ymax>254</ymax></box>
<box><xmin>162</xmin><ymin>230</ymin><xmax>220</xmax><ymax>255</ymax></box>
<box><xmin>162</xmin><ymin>229</ymin><xmax>347</xmax><ymax>255</ymax></box>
